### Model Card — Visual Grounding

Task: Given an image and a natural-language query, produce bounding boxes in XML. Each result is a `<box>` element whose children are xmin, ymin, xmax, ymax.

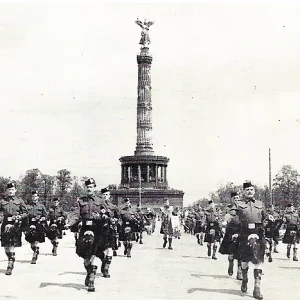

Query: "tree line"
<box><xmin>0</xmin><ymin>168</ymin><xmax>115</xmax><ymax>211</ymax></box>
<box><xmin>191</xmin><ymin>165</ymin><xmax>300</xmax><ymax>210</ymax></box>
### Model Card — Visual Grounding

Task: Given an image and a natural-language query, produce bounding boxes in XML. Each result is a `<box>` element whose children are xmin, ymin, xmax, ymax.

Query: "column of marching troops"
<box><xmin>1</xmin><ymin>178</ymin><xmax>299</xmax><ymax>299</ymax></box>
<box><xmin>183</xmin><ymin>180</ymin><xmax>300</xmax><ymax>300</ymax></box>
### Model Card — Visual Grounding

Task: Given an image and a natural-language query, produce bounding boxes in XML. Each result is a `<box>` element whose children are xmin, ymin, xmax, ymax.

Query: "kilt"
<box><xmin>160</xmin><ymin>218</ymin><xmax>173</xmax><ymax>236</ymax></box>
<box><xmin>25</xmin><ymin>222</ymin><xmax>46</xmax><ymax>243</ymax></box>
<box><xmin>1</xmin><ymin>220</ymin><xmax>23</xmax><ymax>247</ymax></box>
<box><xmin>194</xmin><ymin>221</ymin><xmax>205</xmax><ymax>234</ymax></box>
<box><xmin>219</xmin><ymin>225</ymin><xmax>240</xmax><ymax>257</ymax></box>
<box><xmin>283</xmin><ymin>225</ymin><xmax>300</xmax><ymax>244</ymax></box>
<box><xmin>204</xmin><ymin>221</ymin><xmax>222</xmax><ymax>243</ymax></box>
<box><xmin>238</xmin><ymin>226</ymin><xmax>265</xmax><ymax>264</ymax></box>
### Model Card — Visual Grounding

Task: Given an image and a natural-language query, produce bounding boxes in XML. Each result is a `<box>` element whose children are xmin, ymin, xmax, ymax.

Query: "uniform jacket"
<box><xmin>48</xmin><ymin>205</ymin><xmax>67</xmax><ymax>220</ymax></box>
<box><xmin>27</xmin><ymin>202</ymin><xmax>48</xmax><ymax>218</ymax></box>
<box><xmin>0</xmin><ymin>196</ymin><xmax>28</xmax><ymax>219</ymax></box>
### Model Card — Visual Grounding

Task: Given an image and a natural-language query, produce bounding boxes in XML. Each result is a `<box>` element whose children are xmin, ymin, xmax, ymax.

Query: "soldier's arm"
<box><xmin>19</xmin><ymin>199</ymin><xmax>28</xmax><ymax>219</ymax></box>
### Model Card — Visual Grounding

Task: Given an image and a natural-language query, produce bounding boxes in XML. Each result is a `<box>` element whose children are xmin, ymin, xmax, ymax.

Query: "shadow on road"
<box><xmin>274</xmin><ymin>258</ymin><xmax>288</xmax><ymax>261</ymax></box>
<box><xmin>16</xmin><ymin>260</ymin><xmax>32</xmax><ymax>264</ymax></box>
<box><xmin>39</xmin><ymin>253</ymin><xmax>54</xmax><ymax>256</ymax></box>
<box><xmin>191</xmin><ymin>273</ymin><xmax>230</xmax><ymax>279</ymax></box>
<box><xmin>39</xmin><ymin>282</ymin><xmax>85</xmax><ymax>291</ymax></box>
<box><xmin>182</xmin><ymin>256</ymin><xmax>210</xmax><ymax>259</ymax></box>
<box><xmin>0</xmin><ymin>269</ymin><xmax>7</xmax><ymax>274</ymax></box>
<box><xmin>58</xmin><ymin>271</ymin><xmax>100</xmax><ymax>278</ymax></box>
<box><xmin>279</xmin><ymin>266</ymin><xmax>300</xmax><ymax>270</ymax></box>
<box><xmin>187</xmin><ymin>287</ymin><xmax>252</xmax><ymax>297</ymax></box>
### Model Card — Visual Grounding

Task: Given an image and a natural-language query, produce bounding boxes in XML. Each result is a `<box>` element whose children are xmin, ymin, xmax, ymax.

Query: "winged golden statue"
<box><xmin>135</xmin><ymin>18</ymin><xmax>154</xmax><ymax>46</ymax></box>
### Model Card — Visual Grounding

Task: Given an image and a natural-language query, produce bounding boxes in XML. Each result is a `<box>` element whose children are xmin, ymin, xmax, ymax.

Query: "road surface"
<box><xmin>0</xmin><ymin>224</ymin><xmax>298</xmax><ymax>300</ymax></box>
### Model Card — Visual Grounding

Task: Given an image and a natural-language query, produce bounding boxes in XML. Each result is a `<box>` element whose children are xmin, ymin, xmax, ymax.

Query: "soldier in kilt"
<box><xmin>282</xmin><ymin>203</ymin><xmax>300</xmax><ymax>261</ymax></box>
<box><xmin>72</xmin><ymin>178</ymin><xmax>108</xmax><ymax>292</ymax></box>
<box><xmin>194</xmin><ymin>205</ymin><xmax>206</xmax><ymax>246</ymax></box>
<box><xmin>160</xmin><ymin>198</ymin><xmax>174</xmax><ymax>250</ymax></box>
<box><xmin>268</xmin><ymin>205</ymin><xmax>282</xmax><ymax>253</ymax></box>
<box><xmin>234</xmin><ymin>181</ymin><xmax>266</xmax><ymax>300</ymax></box>
<box><xmin>204</xmin><ymin>200</ymin><xmax>223</xmax><ymax>260</ymax></box>
<box><xmin>134</xmin><ymin>205</ymin><xmax>145</xmax><ymax>244</ymax></box>
<box><xmin>119</xmin><ymin>198</ymin><xmax>138</xmax><ymax>257</ymax></box>
<box><xmin>0</xmin><ymin>182</ymin><xmax>28</xmax><ymax>275</ymax></box>
<box><xmin>46</xmin><ymin>197</ymin><xmax>67</xmax><ymax>256</ymax></box>
<box><xmin>25</xmin><ymin>190</ymin><xmax>48</xmax><ymax>264</ymax></box>
<box><xmin>99</xmin><ymin>187</ymin><xmax>121</xmax><ymax>279</ymax></box>
<box><xmin>219</xmin><ymin>192</ymin><xmax>242</xmax><ymax>279</ymax></box>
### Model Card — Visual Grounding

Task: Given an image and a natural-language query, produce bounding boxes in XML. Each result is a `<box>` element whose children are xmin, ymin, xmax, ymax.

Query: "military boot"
<box><xmin>84</xmin><ymin>264</ymin><xmax>92</xmax><ymax>286</ymax></box>
<box><xmin>163</xmin><ymin>238</ymin><xmax>167</xmax><ymax>248</ymax></box>
<box><xmin>31</xmin><ymin>246</ymin><xmax>39</xmax><ymax>264</ymax></box>
<box><xmin>212</xmin><ymin>245</ymin><xmax>217</xmax><ymax>260</ymax></box>
<box><xmin>236</xmin><ymin>260</ymin><xmax>243</xmax><ymax>280</ymax></box>
<box><xmin>102</xmin><ymin>256</ymin><xmax>112</xmax><ymax>278</ymax></box>
<box><xmin>293</xmin><ymin>247</ymin><xmax>298</xmax><ymax>261</ymax></box>
<box><xmin>87</xmin><ymin>266</ymin><xmax>97</xmax><ymax>292</ymax></box>
<box><xmin>168</xmin><ymin>238</ymin><xmax>173</xmax><ymax>250</ymax></box>
<box><xmin>52</xmin><ymin>241</ymin><xmax>58</xmax><ymax>256</ymax></box>
<box><xmin>241</xmin><ymin>267</ymin><xmax>249</xmax><ymax>293</ymax></box>
<box><xmin>273</xmin><ymin>243</ymin><xmax>279</xmax><ymax>253</ymax></box>
<box><xmin>127</xmin><ymin>243</ymin><xmax>132</xmax><ymax>258</ymax></box>
<box><xmin>113</xmin><ymin>250</ymin><xmax>117</xmax><ymax>256</ymax></box>
<box><xmin>139</xmin><ymin>233</ymin><xmax>143</xmax><ymax>244</ymax></box>
<box><xmin>199</xmin><ymin>233</ymin><xmax>204</xmax><ymax>245</ymax></box>
<box><xmin>6</xmin><ymin>252</ymin><xmax>15</xmax><ymax>276</ymax></box>
<box><xmin>287</xmin><ymin>245</ymin><xmax>291</xmax><ymax>258</ymax></box>
<box><xmin>207</xmin><ymin>244</ymin><xmax>212</xmax><ymax>257</ymax></box>
<box><xmin>228</xmin><ymin>257</ymin><xmax>234</xmax><ymax>276</ymax></box>
<box><xmin>253</xmin><ymin>269</ymin><xmax>263</xmax><ymax>299</ymax></box>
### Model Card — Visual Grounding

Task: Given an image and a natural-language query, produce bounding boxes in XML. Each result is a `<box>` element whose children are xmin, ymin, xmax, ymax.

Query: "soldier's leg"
<box><xmin>207</xmin><ymin>243</ymin><xmax>212</xmax><ymax>256</ymax></box>
<box><xmin>127</xmin><ymin>241</ymin><xmax>132</xmax><ymax>258</ymax></box>
<box><xmin>123</xmin><ymin>241</ymin><xmax>128</xmax><ymax>255</ymax></box>
<box><xmin>212</xmin><ymin>241</ymin><xmax>217</xmax><ymax>260</ymax></box>
<box><xmin>228</xmin><ymin>254</ymin><xmax>234</xmax><ymax>276</ymax></box>
<box><xmin>287</xmin><ymin>243</ymin><xmax>291</xmax><ymax>258</ymax></box>
<box><xmin>236</xmin><ymin>259</ymin><xmax>243</xmax><ymax>280</ymax></box>
<box><xmin>168</xmin><ymin>235</ymin><xmax>173</xmax><ymax>250</ymax></box>
<box><xmin>163</xmin><ymin>234</ymin><xmax>168</xmax><ymax>248</ymax></box>
<box><xmin>268</xmin><ymin>239</ymin><xmax>273</xmax><ymax>262</ymax></box>
<box><xmin>5</xmin><ymin>246</ymin><xmax>15</xmax><ymax>276</ymax></box>
<box><xmin>241</xmin><ymin>261</ymin><xmax>249</xmax><ymax>293</ymax></box>
<box><xmin>253</xmin><ymin>263</ymin><xmax>264</xmax><ymax>299</ymax></box>
<box><xmin>51</xmin><ymin>238</ymin><xmax>59</xmax><ymax>256</ymax></box>
<box><xmin>84</xmin><ymin>257</ymin><xmax>92</xmax><ymax>287</ymax></box>
<box><xmin>195</xmin><ymin>233</ymin><xmax>200</xmax><ymax>244</ymax></box>
<box><xmin>87</xmin><ymin>255</ymin><xmax>99</xmax><ymax>292</ymax></box>
<box><xmin>102</xmin><ymin>248</ymin><xmax>113</xmax><ymax>278</ymax></box>
<box><xmin>293</xmin><ymin>241</ymin><xmax>298</xmax><ymax>261</ymax></box>
<box><xmin>30</xmin><ymin>241</ymin><xmax>39</xmax><ymax>264</ymax></box>
<box><xmin>139</xmin><ymin>230</ymin><xmax>143</xmax><ymax>244</ymax></box>
<box><xmin>199</xmin><ymin>232</ymin><xmax>204</xmax><ymax>245</ymax></box>
<box><xmin>273</xmin><ymin>238</ymin><xmax>279</xmax><ymax>253</ymax></box>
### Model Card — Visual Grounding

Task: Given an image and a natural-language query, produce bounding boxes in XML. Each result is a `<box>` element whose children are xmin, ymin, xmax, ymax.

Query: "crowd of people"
<box><xmin>0</xmin><ymin>178</ymin><xmax>299</xmax><ymax>299</ymax></box>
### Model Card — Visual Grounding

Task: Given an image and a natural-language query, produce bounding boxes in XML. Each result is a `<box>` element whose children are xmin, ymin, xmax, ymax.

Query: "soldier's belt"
<box><xmin>209</xmin><ymin>223</ymin><xmax>214</xmax><ymax>226</ymax></box>
<box><xmin>7</xmin><ymin>217</ymin><xmax>13</xmax><ymax>222</ymax></box>
<box><xmin>83</xmin><ymin>220</ymin><xmax>95</xmax><ymax>226</ymax></box>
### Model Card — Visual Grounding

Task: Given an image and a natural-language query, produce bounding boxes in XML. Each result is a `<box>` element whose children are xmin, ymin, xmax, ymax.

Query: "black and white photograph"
<box><xmin>0</xmin><ymin>0</ymin><xmax>300</xmax><ymax>299</ymax></box>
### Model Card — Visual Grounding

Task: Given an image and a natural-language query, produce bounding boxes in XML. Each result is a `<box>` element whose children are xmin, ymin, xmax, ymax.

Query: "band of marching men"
<box><xmin>0</xmin><ymin>178</ymin><xmax>299</xmax><ymax>299</ymax></box>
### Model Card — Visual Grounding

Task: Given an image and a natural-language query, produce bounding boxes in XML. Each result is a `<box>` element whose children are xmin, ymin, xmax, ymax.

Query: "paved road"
<box><xmin>0</xmin><ymin>226</ymin><xmax>299</xmax><ymax>300</ymax></box>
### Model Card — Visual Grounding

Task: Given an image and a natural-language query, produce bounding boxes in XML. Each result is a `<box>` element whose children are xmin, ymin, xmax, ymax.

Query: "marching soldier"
<box><xmin>47</xmin><ymin>197</ymin><xmax>67</xmax><ymax>256</ymax></box>
<box><xmin>0</xmin><ymin>182</ymin><xmax>28</xmax><ymax>275</ymax></box>
<box><xmin>219</xmin><ymin>192</ymin><xmax>242</xmax><ymax>279</ymax></box>
<box><xmin>134</xmin><ymin>205</ymin><xmax>145</xmax><ymax>244</ymax></box>
<box><xmin>194</xmin><ymin>205</ymin><xmax>206</xmax><ymax>246</ymax></box>
<box><xmin>145</xmin><ymin>207</ymin><xmax>156</xmax><ymax>234</ymax></box>
<box><xmin>100</xmin><ymin>187</ymin><xmax>121</xmax><ymax>278</ymax></box>
<box><xmin>25</xmin><ymin>190</ymin><xmax>48</xmax><ymax>264</ymax></box>
<box><xmin>204</xmin><ymin>200</ymin><xmax>222</xmax><ymax>260</ymax></box>
<box><xmin>119</xmin><ymin>198</ymin><xmax>137</xmax><ymax>257</ymax></box>
<box><xmin>160</xmin><ymin>198</ymin><xmax>174</xmax><ymax>250</ymax></box>
<box><xmin>234</xmin><ymin>181</ymin><xmax>266</xmax><ymax>300</ymax></box>
<box><xmin>73</xmin><ymin>178</ymin><xmax>106</xmax><ymax>292</ymax></box>
<box><xmin>282</xmin><ymin>203</ymin><xmax>300</xmax><ymax>261</ymax></box>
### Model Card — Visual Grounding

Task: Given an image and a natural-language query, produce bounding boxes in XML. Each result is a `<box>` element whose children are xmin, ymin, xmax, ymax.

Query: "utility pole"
<box><xmin>269</xmin><ymin>148</ymin><xmax>272</xmax><ymax>205</ymax></box>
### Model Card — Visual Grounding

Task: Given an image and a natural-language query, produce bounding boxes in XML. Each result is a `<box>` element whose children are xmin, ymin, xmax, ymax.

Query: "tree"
<box><xmin>0</xmin><ymin>177</ymin><xmax>11</xmax><ymax>196</ymax></box>
<box><xmin>273</xmin><ymin>165</ymin><xmax>300</xmax><ymax>208</ymax></box>
<box><xmin>56</xmin><ymin>169</ymin><xmax>72</xmax><ymax>198</ymax></box>
<box><xmin>19</xmin><ymin>169</ymin><xmax>43</xmax><ymax>203</ymax></box>
<box><xmin>40</xmin><ymin>175</ymin><xmax>55</xmax><ymax>206</ymax></box>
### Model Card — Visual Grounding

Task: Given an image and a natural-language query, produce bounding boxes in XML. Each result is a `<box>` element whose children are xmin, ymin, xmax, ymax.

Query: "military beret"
<box><xmin>230</xmin><ymin>191</ymin><xmax>238</xmax><ymax>198</ymax></box>
<box><xmin>124</xmin><ymin>198</ymin><xmax>130</xmax><ymax>203</ymax></box>
<box><xmin>287</xmin><ymin>203</ymin><xmax>294</xmax><ymax>208</ymax></box>
<box><xmin>6</xmin><ymin>182</ymin><xmax>16</xmax><ymax>189</ymax></box>
<box><xmin>208</xmin><ymin>200</ymin><xmax>213</xmax><ymax>204</ymax></box>
<box><xmin>101</xmin><ymin>187</ymin><xmax>109</xmax><ymax>194</ymax></box>
<box><xmin>85</xmin><ymin>178</ymin><xmax>96</xmax><ymax>187</ymax></box>
<box><xmin>53</xmin><ymin>197</ymin><xmax>59</xmax><ymax>201</ymax></box>
<box><xmin>31</xmin><ymin>190</ymin><xmax>38</xmax><ymax>195</ymax></box>
<box><xmin>243</xmin><ymin>181</ymin><xmax>253</xmax><ymax>189</ymax></box>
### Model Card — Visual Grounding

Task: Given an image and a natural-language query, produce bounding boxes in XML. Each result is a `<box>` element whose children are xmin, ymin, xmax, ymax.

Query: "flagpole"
<box><xmin>269</xmin><ymin>148</ymin><xmax>272</xmax><ymax>205</ymax></box>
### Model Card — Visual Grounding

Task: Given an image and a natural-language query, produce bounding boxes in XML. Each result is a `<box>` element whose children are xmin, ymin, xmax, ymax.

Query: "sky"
<box><xmin>0</xmin><ymin>0</ymin><xmax>300</xmax><ymax>205</ymax></box>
